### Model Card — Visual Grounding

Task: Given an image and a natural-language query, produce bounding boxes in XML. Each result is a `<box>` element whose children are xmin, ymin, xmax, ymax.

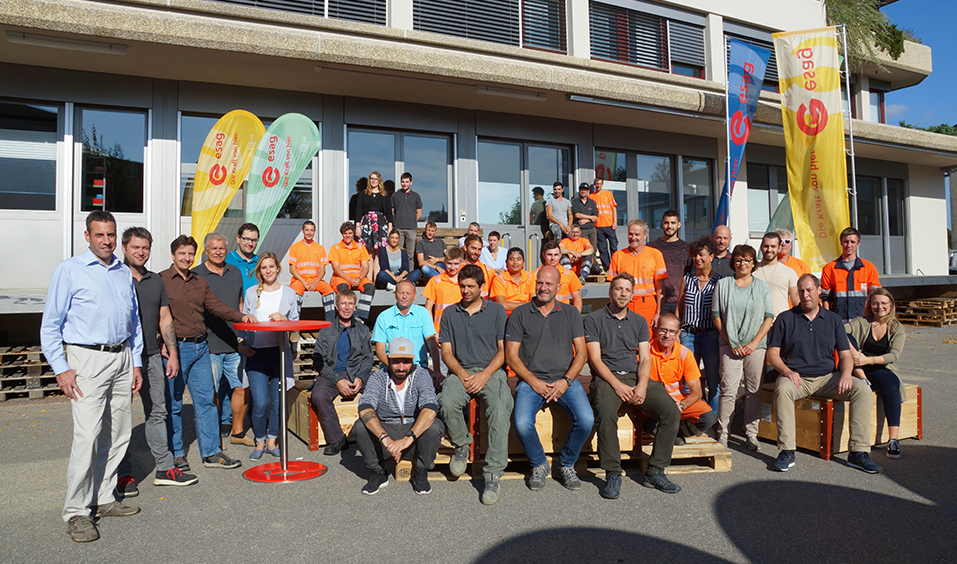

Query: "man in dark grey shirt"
<box><xmin>437</xmin><ymin>265</ymin><xmax>510</xmax><ymax>505</ymax></box>
<box><xmin>117</xmin><ymin>227</ymin><xmax>197</xmax><ymax>495</ymax></box>
<box><xmin>587</xmin><ymin>273</ymin><xmax>683</xmax><ymax>498</ymax></box>
<box><xmin>646</xmin><ymin>210</ymin><xmax>691</xmax><ymax>315</ymax></box>
<box><xmin>416</xmin><ymin>221</ymin><xmax>447</xmax><ymax>280</ymax></box>
<box><xmin>391</xmin><ymin>172</ymin><xmax>423</xmax><ymax>260</ymax></box>
<box><xmin>572</xmin><ymin>182</ymin><xmax>599</xmax><ymax>251</ymax></box>
<box><xmin>505</xmin><ymin>266</ymin><xmax>591</xmax><ymax>492</ymax></box>
<box><xmin>192</xmin><ymin>232</ymin><xmax>251</xmax><ymax>447</ymax></box>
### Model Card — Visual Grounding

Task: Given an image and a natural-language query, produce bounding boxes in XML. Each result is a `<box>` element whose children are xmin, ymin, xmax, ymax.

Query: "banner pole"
<box><xmin>725</xmin><ymin>39</ymin><xmax>731</xmax><ymax>227</ymax></box>
<box><xmin>839</xmin><ymin>24</ymin><xmax>859</xmax><ymax>229</ymax></box>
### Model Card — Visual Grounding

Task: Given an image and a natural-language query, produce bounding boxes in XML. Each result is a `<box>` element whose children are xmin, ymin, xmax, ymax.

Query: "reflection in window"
<box><xmin>869</xmin><ymin>90</ymin><xmax>884</xmax><ymax>124</ymax></box>
<box><xmin>0</xmin><ymin>101</ymin><xmax>58</xmax><ymax>210</ymax></box>
<box><xmin>478</xmin><ymin>141</ymin><xmax>522</xmax><ymax>225</ymax></box>
<box><xmin>595</xmin><ymin>150</ymin><xmax>627</xmax><ymax>226</ymax></box>
<box><xmin>856</xmin><ymin>176</ymin><xmax>881</xmax><ymax>236</ymax></box>
<box><xmin>682</xmin><ymin>159</ymin><xmax>712</xmax><ymax>232</ymax></box>
<box><xmin>529</xmin><ymin>145</ymin><xmax>570</xmax><ymax>194</ymax></box>
<box><xmin>80</xmin><ymin>108</ymin><xmax>146</xmax><ymax>213</ymax></box>
<box><xmin>276</xmin><ymin>163</ymin><xmax>314</xmax><ymax>219</ymax></box>
<box><xmin>746</xmin><ymin>164</ymin><xmax>788</xmax><ymax>233</ymax></box>
<box><xmin>636</xmin><ymin>154</ymin><xmax>672</xmax><ymax>226</ymax></box>
<box><xmin>348</xmin><ymin>130</ymin><xmax>396</xmax><ymax>198</ymax></box>
<box><xmin>887</xmin><ymin>179</ymin><xmax>904</xmax><ymax>237</ymax></box>
<box><xmin>404</xmin><ymin>135</ymin><xmax>450</xmax><ymax>223</ymax></box>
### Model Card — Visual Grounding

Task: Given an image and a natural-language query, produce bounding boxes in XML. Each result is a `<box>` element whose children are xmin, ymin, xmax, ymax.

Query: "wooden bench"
<box><xmin>756</xmin><ymin>383</ymin><xmax>922</xmax><ymax>460</ymax></box>
<box><xmin>288</xmin><ymin>373</ymin><xmax>731</xmax><ymax>479</ymax></box>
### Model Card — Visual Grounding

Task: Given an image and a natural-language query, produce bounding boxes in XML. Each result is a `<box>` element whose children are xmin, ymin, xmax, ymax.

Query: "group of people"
<box><xmin>43</xmin><ymin>184</ymin><xmax>907</xmax><ymax>541</ymax></box>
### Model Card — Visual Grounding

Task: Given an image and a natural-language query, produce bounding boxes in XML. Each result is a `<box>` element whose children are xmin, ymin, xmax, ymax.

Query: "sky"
<box><xmin>882</xmin><ymin>0</ymin><xmax>957</xmax><ymax>127</ymax></box>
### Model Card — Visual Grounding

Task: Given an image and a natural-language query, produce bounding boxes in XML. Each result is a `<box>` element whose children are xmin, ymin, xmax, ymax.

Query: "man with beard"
<box><xmin>647</xmin><ymin>210</ymin><xmax>692</xmax><ymax>316</ymax></box>
<box><xmin>353</xmin><ymin>338</ymin><xmax>445</xmax><ymax>496</ymax></box>
<box><xmin>754</xmin><ymin>232</ymin><xmax>799</xmax><ymax>317</ymax></box>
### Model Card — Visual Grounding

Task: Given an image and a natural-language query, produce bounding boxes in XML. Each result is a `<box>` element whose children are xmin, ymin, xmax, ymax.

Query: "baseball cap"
<box><xmin>388</xmin><ymin>337</ymin><xmax>415</xmax><ymax>359</ymax></box>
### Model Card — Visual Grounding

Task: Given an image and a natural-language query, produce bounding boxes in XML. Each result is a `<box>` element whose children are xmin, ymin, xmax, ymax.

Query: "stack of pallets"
<box><xmin>0</xmin><ymin>346</ymin><xmax>59</xmax><ymax>401</ymax></box>
<box><xmin>896</xmin><ymin>298</ymin><xmax>957</xmax><ymax>327</ymax></box>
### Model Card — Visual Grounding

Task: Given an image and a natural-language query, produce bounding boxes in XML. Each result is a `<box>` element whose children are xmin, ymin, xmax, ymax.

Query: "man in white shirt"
<box><xmin>754</xmin><ymin>232</ymin><xmax>799</xmax><ymax>317</ymax></box>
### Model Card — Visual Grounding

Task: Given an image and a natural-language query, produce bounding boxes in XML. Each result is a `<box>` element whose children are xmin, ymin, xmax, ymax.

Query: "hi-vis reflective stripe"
<box><xmin>633</xmin><ymin>287</ymin><xmax>656</xmax><ymax>296</ymax></box>
<box><xmin>679</xmin><ymin>347</ymin><xmax>689</xmax><ymax>361</ymax></box>
<box><xmin>434</xmin><ymin>303</ymin><xmax>451</xmax><ymax>312</ymax></box>
<box><xmin>341</xmin><ymin>263</ymin><xmax>362</xmax><ymax>276</ymax></box>
<box><xmin>633</xmin><ymin>277</ymin><xmax>655</xmax><ymax>285</ymax></box>
<box><xmin>655</xmin><ymin>268</ymin><xmax>667</xmax><ymax>277</ymax></box>
<box><xmin>833</xmin><ymin>290</ymin><xmax>868</xmax><ymax>297</ymax></box>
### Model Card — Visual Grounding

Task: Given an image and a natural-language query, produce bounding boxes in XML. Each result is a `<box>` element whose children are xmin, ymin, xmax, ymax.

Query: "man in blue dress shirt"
<box><xmin>40</xmin><ymin>211</ymin><xmax>145</xmax><ymax>543</ymax></box>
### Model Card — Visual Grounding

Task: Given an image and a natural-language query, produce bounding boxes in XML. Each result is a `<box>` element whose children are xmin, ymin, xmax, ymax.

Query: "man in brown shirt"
<box><xmin>160</xmin><ymin>235</ymin><xmax>255</xmax><ymax>471</ymax></box>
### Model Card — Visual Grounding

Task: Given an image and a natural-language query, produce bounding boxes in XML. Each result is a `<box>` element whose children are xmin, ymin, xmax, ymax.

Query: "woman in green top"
<box><xmin>845</xmin><ymin>287</ymin><xmax>907</xmax><ymax>459</ymax></box>
<box><xmin>712</xmin><ymin>245</ymin><xmax>774</xmax><ymax>450</ymax></box>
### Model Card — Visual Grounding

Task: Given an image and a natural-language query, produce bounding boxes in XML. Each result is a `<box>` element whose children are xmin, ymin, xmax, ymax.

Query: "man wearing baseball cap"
<box><xmin>353</xmin><ymin>337</ymin><xmax>445</xmax><ymax>496</ymax></box>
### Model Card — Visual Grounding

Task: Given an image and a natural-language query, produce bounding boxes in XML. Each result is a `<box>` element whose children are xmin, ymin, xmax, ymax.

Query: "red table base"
<box><xmin>244</xmin><ymin>460</ymin><xmax>328</xmax><ymax>483</ymax></box>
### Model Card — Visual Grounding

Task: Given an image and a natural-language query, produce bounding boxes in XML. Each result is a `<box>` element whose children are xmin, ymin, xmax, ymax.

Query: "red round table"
<box><xmin>234</xmin><ymin>320</ymin><xmax>331</xmax><ymax>483</ymax></box>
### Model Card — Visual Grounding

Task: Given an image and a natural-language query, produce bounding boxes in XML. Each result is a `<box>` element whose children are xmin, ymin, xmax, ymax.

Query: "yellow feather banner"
<box><xmin>190</xmin><ymin>110</ymin><xmax>265</xmax><ymax>265</ymax></box>
<box><xmin>773</xmin><ymin>27</ymin><xmax>849</xmax><ymax>271</ymax></box>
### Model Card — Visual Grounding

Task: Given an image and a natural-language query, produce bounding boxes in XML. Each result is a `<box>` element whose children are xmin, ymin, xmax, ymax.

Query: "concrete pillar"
<box><xmin>704</xmin><ymin>13</ymin><xmax>725</xmax><ymax>83</ymax></box>
<box><xmin>388</xmin><ymin>0</ymin><xmax>413</xmax><ymax>31</ymax></box>
<box><xmin>566</xmin><ymin>0</ymin><xmax>590</xmax><ymax>59</ymax></box>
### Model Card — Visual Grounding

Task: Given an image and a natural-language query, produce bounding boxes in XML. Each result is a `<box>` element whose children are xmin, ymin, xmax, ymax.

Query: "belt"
<box><xmin>68</xmin><ymin>343</ymin><xmax>126</xmax><ymax>353</ymax></box>
<box><xmin>683</xmin><ymin>327</ymin><xmax>716</xmax><ymax>335</ymax></box>
<box><xmin>612</xmin><ymin>370</ymin><xmax>632</xmax><ymax>375</ymax></box>
<box><xmin>179</xmin><ymin>335</ymin><xmax>206</xmax><ymax>343</ymax></box>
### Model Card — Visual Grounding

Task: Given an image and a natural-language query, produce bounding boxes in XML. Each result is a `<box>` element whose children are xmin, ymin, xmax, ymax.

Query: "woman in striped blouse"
<box><xmin>676</xmin><ymin>236</ymin><xmax>722</xmax><ymax>411</ymax></box>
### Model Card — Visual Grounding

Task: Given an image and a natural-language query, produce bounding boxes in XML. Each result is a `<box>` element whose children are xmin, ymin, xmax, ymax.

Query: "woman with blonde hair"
<box><xmin>239</xmin><ymin>252</ymin><xmax>299</xmax><ymax>460</ymax></box>
<box><xmin>355</xmin><ymin>170</ymin><xmax>393</xmax><ymax>277</ymax></box>
<box><xmin>845</xmin><ymin>287</ymin><xmax>907</xmax><ymax>458</ymax></box>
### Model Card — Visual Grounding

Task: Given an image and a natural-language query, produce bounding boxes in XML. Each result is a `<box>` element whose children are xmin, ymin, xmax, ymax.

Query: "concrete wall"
<box><xmin>908</xmin><ymin>164</ymin><xmax>948</xmax><ymax>275</ymax></box>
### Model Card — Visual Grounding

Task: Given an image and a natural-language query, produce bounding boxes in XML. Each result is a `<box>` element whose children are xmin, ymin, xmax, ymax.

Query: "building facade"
<box><xmin>2</xmin><ymin>0</ymin><xmax>955</xmax><ymax>297</ymax></box>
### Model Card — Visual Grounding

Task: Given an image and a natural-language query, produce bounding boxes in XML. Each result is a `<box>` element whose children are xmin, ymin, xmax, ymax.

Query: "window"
<box><xmin>589</xmin><ymin>1</ymin><xmax>705</xmax><ymax>77</ymax></box>
<box><xmin>746</xmin><ymin>163</ymin><xmax>787</xmax><ymax>234</ymax></box>
<box><xmin>79</xmin><ymin>108</ymin><xmax>146</xmax><ymax>213</ymax></box>
<box><xmin>478</xmin><ymin>141</ymin><xmax>571</xmax><ymax>226</ymax></box>
<box><xmin>856</xmin><ymin>176</ymin><xmax>881</xmax><ymax>235</ymax></box>
<box><xmin>180</xmin><ymin>115</ymin><xmax>316</xmax><ymax>219</ymax></box>
<box><xmin>636</xmin><ymin>153</ymin><xmax>672</xmax><ymax>226</ymax></box>
<box><xmin>347</xmin><ymin>128</ymin><xmax>452</xmax><ymax>224</ymax></box>
<box><xmin>523</xmin><ymin>0</ymin><xmax>566</xmax><ymax>53</ymax></box>
<box><xmin>0</xmin><ymin>101</ymin><xmax>58</xmax><ymax>211</ymax></box>
<box><xmin>842</xmin><ymin>86</ymin><xmax>858</xmax><ymax>120</ymax></box>
<box><xmin>415</xmin><ymin>0</ymin><xmax>520</xmax><ymax>47</ymax></box>
<box><xmin>203</xmin><ymin>0</ymin><xmax>386</xmax><ymax>25</ymax></box>
<box><xmin>869</xmin><ymin>90</ymin><xmax>885</xmax><ymax>124</ymax></box>
<box><xmin>682</xmin><ymin>158</ymin><xmax>712</xmax><ymax>234</ymax></box>
<box><xmin>595</xmin><ymin>150</ymin><xmax>627</xmax><ymax>226</ymax></box>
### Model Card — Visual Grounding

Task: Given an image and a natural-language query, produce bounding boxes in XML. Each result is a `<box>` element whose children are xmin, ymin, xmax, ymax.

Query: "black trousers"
<box><xmin>352</xmin><ymin>416</ymin><xmax>445</xmax><ymax>473</ymax></box>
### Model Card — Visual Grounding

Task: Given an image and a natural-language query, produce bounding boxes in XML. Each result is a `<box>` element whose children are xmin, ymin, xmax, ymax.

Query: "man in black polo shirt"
<box><xmin>572</xmin><ymin>182</ymin><xmax>599</xmax><ymax>254</ymax></box>
<box><xmin>437</xmin><ymin>264</ymin><xmax>510</xmax><ymax>505</ymax></box>
<box><xmin>416</xmin><ymin>221</ymin><xmax>447</xmax><ymax>281</ymax></box>
<box><xmin>116</xmin><ymin>227</ymin><xmax>197</xmax><ymax>496</ymax></box>
<box><xmin>587</xmin><ymin>273</ymin><xmax>682</xmax><ymax>498</ymax></box>
<box><xmin>767</xmin><ymin>274</ymin><xmax>882</xmax><ymax>474</ymax></box>
<box><xmin>506</xmin><ymin>266</ymin><xmax>591</xmax><ymax>492</ymax></box>
<box><xmin>192</xmin><ymin>232</ymin><xmax>252</xmax><ymax>448</ymax></box>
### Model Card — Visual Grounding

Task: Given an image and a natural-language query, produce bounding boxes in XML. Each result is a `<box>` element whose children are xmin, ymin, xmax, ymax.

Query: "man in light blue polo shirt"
<box><xmin>225</xmin><ymin>222</ymin><xmax>260</xmax><ymax>293</ymax></box>
<box><xmin>372</xmin><ymin>280</ymin><xmax>440</xmax><ymax>383</ymax></box>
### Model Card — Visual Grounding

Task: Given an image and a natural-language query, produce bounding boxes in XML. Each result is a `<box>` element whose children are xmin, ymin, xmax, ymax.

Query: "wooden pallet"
<box><xmin>897</xmin><ymin>298</ymin><xmax>957</xmax><ymax>327</ymax></box>
<box><xmin>0</xmin><ymin>382</ymin><xmax>61</xmax><ymax>401</ymax></box>
<box><xmin>898</xmin><ymin>297</ymin><xmax>957</xmax><ymax>309</ymax></box>
<box><xmin>0</xmin><ymin>346</ymin><xmax>46</xmax><ymax>364</ymax></box>
<box><xmin>897</xmin><ymin>312</ymin><xmax>957</xmax><ymax>327</ymax></box>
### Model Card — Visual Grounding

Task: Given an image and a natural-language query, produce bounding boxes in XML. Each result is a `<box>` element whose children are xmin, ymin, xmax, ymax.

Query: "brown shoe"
<box><xmin>230</xmin><ymin>433</ymin><xmax>256</xmax><ymax>446</ymax></box>
<box><xmin>94</xmin><ymin>501</ymin><xmax>141</xmax><ymax>518</ymax></box>
<box><xmin>67</xmin><ymin>515</ymin><xmax>99</xmax><ymax>543</ymax></box>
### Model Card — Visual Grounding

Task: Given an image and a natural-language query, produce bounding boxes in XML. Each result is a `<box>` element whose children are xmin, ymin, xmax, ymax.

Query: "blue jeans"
<box><xmin>680</xmin><ymin>330</ymin><xmax>721</xmax><ymax>411</ymax></box>
<box><xmin>513</xmin><ymin>379</ymin><xmax>595</xmax><ymax>468</ymax></box>
<box><xmin>210</xmin><ymin>351</ymin><xmax>242</xmax><ymax>427</ymax></box>
<box><xmin>246</xmin><ymin>347</ymin><xmax>281</xmax><ymax>442</ymax></box>
<box><xmin>375</xmin><ymin>269</ymin><xmax>423</xmax><ymax>289</ymax></box>
<box><xmin>596</xmin><ymin>226</ymin><xmax>618</xmax><ymax>269</ymax></box>
<box><xmin>165</xmin><ymin>340</ymin><xmax>222</xmax><ymax>459</ymax></box>
<box><xmin>420</xmin><ymin>263</ymin><xmax>445</xmax><ymax>280</ymax></box>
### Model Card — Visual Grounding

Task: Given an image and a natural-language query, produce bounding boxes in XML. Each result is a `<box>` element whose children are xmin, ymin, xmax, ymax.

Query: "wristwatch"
<box><xmin>405</xmin><ymin>429</ymin><xmax>417</xmax><ymax>440</ymax></box>
<box><xmin>561</xmin><ymin>376</ymin><xmax>572</xmax><ymax>386</ymax></box>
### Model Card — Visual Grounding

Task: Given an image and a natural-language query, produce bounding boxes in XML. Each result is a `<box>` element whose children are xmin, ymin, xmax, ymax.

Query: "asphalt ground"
<box><xmin>1</xmin><ymin>326</ymin><xmax>955</xmax><ymax>564</ymax></box>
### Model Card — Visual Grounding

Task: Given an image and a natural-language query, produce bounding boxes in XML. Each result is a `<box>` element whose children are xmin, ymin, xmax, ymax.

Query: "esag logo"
<box><xmin>262</xmin><ymin>167</ymin><xmax>280</xmax><ymax>188</ymax></box>
<box><xmin>796</xmin><ymin>99</ymin><xmax>828</xmax><ymax>136</ymax></box>
<box><xmin>209</xmin><ymin>164</ymin><xmax>227</xmax><ymax>185</ymax></box>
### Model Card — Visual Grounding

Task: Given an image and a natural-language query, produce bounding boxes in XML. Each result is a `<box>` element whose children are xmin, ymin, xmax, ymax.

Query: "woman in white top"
<box><xmin>240</xmin><ymin>252</ymin><xmax>300</xmax><ymax>460</ymax></box>
<box><xmin>480</xmin><ymin>230</ymin><xmax>507</xmax><ymax>274</ymax></box>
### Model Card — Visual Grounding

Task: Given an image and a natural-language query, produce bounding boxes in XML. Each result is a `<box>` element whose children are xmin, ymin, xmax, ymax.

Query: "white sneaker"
<box><xmin>386</xmin><ymin>283</ymin><xmax>396</xmax><ymax>291</ymax></box>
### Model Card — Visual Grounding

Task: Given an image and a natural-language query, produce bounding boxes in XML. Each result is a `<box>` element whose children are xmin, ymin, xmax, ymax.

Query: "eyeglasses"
<box><xmin>657</xmin><ymin>328</ymin><xmax>679</xmax><ymax>336</ymax></box>
<box><xmin>782</xmin><ymin>239</ymin><xmax>792</xmax><ymax>244</ymax></box>
<box><xmin>733</xmin><ymin>259</ymin><xmax>753</xmax><ymax>264</ymax></box>
<box><xmin>240</xmin><ymin>236</ymin><xmax>259</xmax><ymax>244</ymax></box>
